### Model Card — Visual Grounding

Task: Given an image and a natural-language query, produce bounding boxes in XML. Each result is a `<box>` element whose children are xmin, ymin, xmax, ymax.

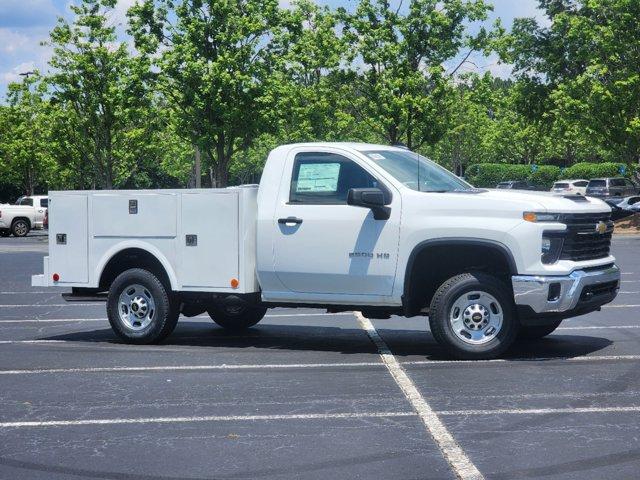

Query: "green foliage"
<box><xmin>529</xmin><ymin>165</ymin><xmax>561</xmax><ymax>189</ymax></box>
<box><xmin>560</xmin><ymin>163</ymin><xmax>628</xmax><ymax>180</ymax></box>
<box><xmin>466</xmin><ymin>164</ymin><xmax>529</xmax><ymax>188</ymax></box>
<box><xmin>2</xmin><ymin>0</ymin><xmax>640</xmax><ymax>196</ymax></box>
<box><xmin>466</xmin><ymin>163</ymin><xmax>561</xmax><ymax>188</ymax></box>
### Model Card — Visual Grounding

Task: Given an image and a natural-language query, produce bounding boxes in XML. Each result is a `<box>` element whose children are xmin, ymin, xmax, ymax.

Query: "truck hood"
<box><xmin>472</xmin><ymin>189</ymin><xmax>611</xmax><ymax>214</ymax></box>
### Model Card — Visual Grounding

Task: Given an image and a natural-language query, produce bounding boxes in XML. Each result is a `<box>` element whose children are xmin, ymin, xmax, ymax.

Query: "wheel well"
<box><xmin>403</xmin><ymin>241</ymin><xmax>516</xmax><ymax>316</ymax></box>
<box><xmin>12</xmin><ymin>217</ymin><xmax>31</xmax><ymax>228</ymax></box>
<box><xmin>99</xmin><ymin>248</ymin><xmax>171</xmax><ymax>292</ymax></box>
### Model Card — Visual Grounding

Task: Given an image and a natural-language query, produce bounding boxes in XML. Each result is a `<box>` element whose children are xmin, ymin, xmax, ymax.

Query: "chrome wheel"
<box><xmin>449</xmin><ymin>290</ymin><xmax>503</xmax><ymax>345</ymax></box>
<box><xmin>118</xmin><ymin>284</ymin><xmax>156</xmax><ymax>331</ymax></box>
<box><xmin>13</xmin><ymin>221</ymin><xmax>28</xmax><ymax>236</ymax></box>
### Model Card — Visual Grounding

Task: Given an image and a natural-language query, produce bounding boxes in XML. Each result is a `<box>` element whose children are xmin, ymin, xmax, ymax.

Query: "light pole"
<box><xmin>19</xmin><ymin>70</ymin><xmax>37</xmax><ymax>195</ymax></box>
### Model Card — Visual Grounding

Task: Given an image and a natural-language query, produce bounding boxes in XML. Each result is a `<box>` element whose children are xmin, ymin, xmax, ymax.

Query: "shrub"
<box><xmin>466</xmin><ymin>164</ymin><xmax>559</xmax><ymax>188</ymax></box>
<box><xmin>560</xmin><ymin>162</ymin><xmax>628</xmax><ymax>180</ymax></box>
<box><xmin>529</xmin><ymin>165</ymin><xmax>562</xmax><ymax>189</ymax></box>
<box><xmin>466</xmin><ymin>164</ymin><xmax>530</xmax><ymax>188</ymax></box>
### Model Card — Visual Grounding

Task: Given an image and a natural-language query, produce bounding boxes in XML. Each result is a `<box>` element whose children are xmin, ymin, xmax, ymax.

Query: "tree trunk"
<box><xmin>194</xmin><ymin>145</ymin><xmax>202</xmax><ymax>188</ymax></box>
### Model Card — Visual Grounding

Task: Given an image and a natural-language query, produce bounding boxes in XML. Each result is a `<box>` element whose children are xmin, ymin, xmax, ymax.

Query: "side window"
<box><xmin>575</xmin><ymin>181</ymin><xmax>588</xmax><ymax>187</ymax></box>
<box><xmin>18</xmin><ymin>197</ymin><xmax>33</xmax><ymax>206</ymax></box>
<box><xmin>290</xmin><ymin>152</ymin><xmax>381</xmax><ymax>204</ymax></box>
<box><xmin>40</xmin><ymin>198</ymin><xmax>48</xmax><ymax>208</ymax></box>
<box><xmin>611</xmin><ymin>179</ymin><xmax>625</xmax><ymax>187</ymax></box>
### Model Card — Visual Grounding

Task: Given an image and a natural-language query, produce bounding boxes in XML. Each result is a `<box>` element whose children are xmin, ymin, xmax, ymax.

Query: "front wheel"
<box><xmin>107</xmin><ymin>268</ymin><xmax>179</xmax><ymax>344</ymax></box>
<box><xmin>208</xmin><ymin>303</ymin><xmax>267</xmax><ymax>331</ymax></box>
<box><xmin>429</xmin><ymin>272</ymin><xmax>519</xmax><ymax>359</ymax></box>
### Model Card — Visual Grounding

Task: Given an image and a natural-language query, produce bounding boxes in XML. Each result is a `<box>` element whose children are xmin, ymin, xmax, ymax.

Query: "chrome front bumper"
<box><xmin>512</xmin><ymin>265</ymin><xmax>620</xmax><ymax>314</ymax></box>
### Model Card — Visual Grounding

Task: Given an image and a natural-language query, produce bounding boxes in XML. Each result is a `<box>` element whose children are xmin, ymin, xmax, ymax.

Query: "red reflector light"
<box><xmin>52</xmin><ymin>273</ymin><xmax>60</xmax><ymax>282</ymax></box>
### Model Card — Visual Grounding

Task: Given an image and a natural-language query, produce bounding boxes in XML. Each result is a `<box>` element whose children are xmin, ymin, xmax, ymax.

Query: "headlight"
<box><xmin>541</xmin><ymin>233</ymin><xmax>564</xmax><ymax>264</ymax></box>
<box><xmin>524</xmin><ymin>212</ymin><xmax>563</xmax><ymax>222</ymax></box>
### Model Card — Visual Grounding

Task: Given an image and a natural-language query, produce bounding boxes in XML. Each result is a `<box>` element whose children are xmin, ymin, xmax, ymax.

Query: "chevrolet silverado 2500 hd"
<box><xmin>32</xmin><ymin>143</ymin><xmax>620</xmax><ymax>359</ymax></box>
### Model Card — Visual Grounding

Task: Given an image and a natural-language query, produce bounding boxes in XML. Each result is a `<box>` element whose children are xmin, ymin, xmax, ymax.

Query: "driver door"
<box><xmin>271</xmin><ymin>149</ymin><xmax>401</xmax><ymax>297</ymax></box>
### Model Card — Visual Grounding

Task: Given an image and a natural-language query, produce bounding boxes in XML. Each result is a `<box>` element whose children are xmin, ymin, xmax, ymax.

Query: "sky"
<box><xmin>0</xmin><ymin>0</ymin><xmax>549</xmax><ymax>98</ymax></box>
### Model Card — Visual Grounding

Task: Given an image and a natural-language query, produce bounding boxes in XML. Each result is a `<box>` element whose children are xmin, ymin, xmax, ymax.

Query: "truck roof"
<box><xmin>277</xmin><ymin>142</ymin><xmax>408</xmax><ymax>153</ymax></box>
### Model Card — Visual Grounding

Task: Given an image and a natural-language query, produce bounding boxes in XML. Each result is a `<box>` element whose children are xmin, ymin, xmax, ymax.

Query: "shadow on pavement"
<box><xmin>37</xmin><ymin>321</ymin><xmax>612</xmax><ymax>361</ymax></box>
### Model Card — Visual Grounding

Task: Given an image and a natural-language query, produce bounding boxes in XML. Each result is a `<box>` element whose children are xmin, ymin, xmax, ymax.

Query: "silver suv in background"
<box><xmin>586</xmin><ymin>178</ymin><xmax>638</xmax><ymax>198</ymax></box>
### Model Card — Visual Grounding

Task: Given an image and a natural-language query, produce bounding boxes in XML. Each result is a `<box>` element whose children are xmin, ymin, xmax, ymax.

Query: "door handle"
<box><xmin>278</xmin><ymin>217</ymin><xmax>303</xmax><ymax>225</ymax></box>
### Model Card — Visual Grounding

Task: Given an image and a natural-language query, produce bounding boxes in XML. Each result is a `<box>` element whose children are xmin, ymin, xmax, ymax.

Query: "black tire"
<box><xmin>107</xmin><ymin>268</ymin><xmax>179</xmax><ymax>344</ymax></box>
<box><xmin>0</xmin><ymin>230</ymin><xmax>10</xmax><ymax>237</ymax></box>
<box><xmin>429</xmin><ymin>272</ymin><xmax>519</xmax><ymax>360</ymax></box>
<box><xmin>518</xmin><ymin>320</ymin><xmax>562</xmax><ymax>340</ymax></box>
<box><xmin>208</xmin><ymin>303</ymin><xmax>267</xmax><ymax>331</ymax></box>
<box><xmin>11</xmin><ymin>219</ymin><xmax>30</xmax><ymax>237</ymax></box>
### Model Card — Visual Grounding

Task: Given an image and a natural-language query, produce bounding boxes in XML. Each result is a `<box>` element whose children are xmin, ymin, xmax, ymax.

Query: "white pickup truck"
<box><xmin>0</xmin><ymin>195</ymin><xmax>48</xmax><ymax>237</ymax></box>
<box><xmin>33</xmin><ymin>143</ymin><xmax>620</xmax><ymax>359</ymax></box>
<box><xmin>0</xmin><ymin>204</ymin><xmax>37</xmax><ymax>237</ymax></box>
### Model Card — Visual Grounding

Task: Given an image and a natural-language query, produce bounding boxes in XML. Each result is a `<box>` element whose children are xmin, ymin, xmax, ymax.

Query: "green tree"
<box><xmin>0</xmin><ymin>75</ymin><xmax>58</xmax><ymax>197</ymax></box>
<box><xmin>342</xmin><ymin>0</ymin><xmax>495</xmax><ymax>150</ymax></box>
<box><xmin>504</xmin><ymin>0</ymin><xmax>640</xmax><ymax>165</ymax></box>
<box><xmin>129</xmin><ymin>0</ymin><xmax>285</xmax><ymax>187</ymax></box>
<box><xmin>47</xmin><ymin>0</ymin><xmax>160</xmax><ymax>189</ymax></box>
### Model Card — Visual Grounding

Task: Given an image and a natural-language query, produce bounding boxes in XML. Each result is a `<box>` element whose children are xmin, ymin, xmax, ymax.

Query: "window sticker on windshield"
<box><xmin>368</xmin><ymin>153</ymin><xmax>386</xmax><ymax>160</ymax></box>
<box><xmin>296</xmin><ymin>162</ymin><xmax>340</xmax><ymax>192</ymax></box>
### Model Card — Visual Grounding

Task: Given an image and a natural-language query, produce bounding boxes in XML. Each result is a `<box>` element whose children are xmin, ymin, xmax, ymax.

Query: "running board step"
<box><xmin>62</xmin><ymin>293</ymin><xmax>107</xmax><ymax>302</ymax></box>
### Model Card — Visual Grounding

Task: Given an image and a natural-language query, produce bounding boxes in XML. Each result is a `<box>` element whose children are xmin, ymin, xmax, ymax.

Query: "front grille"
<box><xmin>580</xmin><ymin>281</ymin><xmax>619</xmax><ymax>301</ymax></box>
<box><xmin>560</xmin><ymin>213</ymin><xmax>613</xmax><ymax>262</ymax></box>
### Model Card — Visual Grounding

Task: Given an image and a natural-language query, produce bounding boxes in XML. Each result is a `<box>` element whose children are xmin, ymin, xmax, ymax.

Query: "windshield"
<box><xmin>588</xmin><ymin>180</ymin><xmax>606</xmax><ymax>187</ymax></box>
<box><xmin>363</xmin><ymin>150</ymin><xmax>474</xmax><ymax>192</ymax></box>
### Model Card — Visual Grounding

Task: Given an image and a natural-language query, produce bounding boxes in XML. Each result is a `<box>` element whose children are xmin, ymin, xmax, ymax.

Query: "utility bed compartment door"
<box><xmin>49</xmin><ymin>195</ymin><xmax>88</xmax><ymax>283</ymax></box>
<box><xmin>179</xmin><ymin>192</ymin><xmax>239</xmax><ymax>288</ymax></box>
<box><xmin>92</xmin><ymin>193</ymin><xmax>177</xmax><ymax>237</ymax></box>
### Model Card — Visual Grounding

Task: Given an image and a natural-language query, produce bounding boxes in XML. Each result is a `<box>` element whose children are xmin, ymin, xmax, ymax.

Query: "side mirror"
<box><xmin>347</xmin><ymin>188</ymin><xmax>391</xmax><ymax>220</ymax></box>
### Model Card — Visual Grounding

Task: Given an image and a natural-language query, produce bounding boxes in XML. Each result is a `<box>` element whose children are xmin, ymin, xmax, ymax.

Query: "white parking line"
<box><xmin>403</xmin><ymin>355</ymin><xmax>640</xmax><ymax>366</ymax></box>
<box><xmin>438</xmin><ymin>406</ymin><xmax>640</xmax><ymax>416</ymax></box>
<box><xmin>2</xmin><ymin>405</ymin><xmax>639</xmax><ymax>429</ymax></box>
<box><xmin>0</xmin><ymin>318</ymin><xmax>108</xmax><ymax>324</ymax></box>
<box><xmin>3</xmin><ymin>355</ymin><xmax>640</xmax><ymax>375</ymax></box>
<box><xmin>355</xmin><ymin>312</ymin><xmax>483</xmax><ymax>480</ymax></box>
<box><xmin>0</xmin><ymin>304</ymin><xmax>100</xmax><ymax>308</ymax></box>
<box><xmin>0</xmin><ymin>361</ymin><xmax>384</xmax><ymax>375</ymax></box>
<box><xmin>0</xmin><ymin>411</ymin><xmax>416</xmax><ymax>429</ymax></box>
<box><xmin>0</xmin><ymin>312</ymin><xmax>351</xmax><ymax>324</ymax></box>
<box><xmin>0</xmin><ymin>291</ymin><xmax>58</xmax><ymax>295</ymax></box>
<box><xmin>558</xmin><ymin>325</ymin><xmax>640</xmax><ymax>330</ymax></box>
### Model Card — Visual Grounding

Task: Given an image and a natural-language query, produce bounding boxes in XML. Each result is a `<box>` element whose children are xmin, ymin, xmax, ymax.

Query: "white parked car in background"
<box><xmin>616</xmin><ymin>195</ymin><xmax>640</xmax><ymax>212</ymax></box>
<box><xmin>15</xmin><ymin>195</ymin><xmax>49</xmax><ymax>229</ymax></box>
<box><xmin>550</xmin><ymin>179</ymin><xmax>589</xmax><ymax>196</ymax></box>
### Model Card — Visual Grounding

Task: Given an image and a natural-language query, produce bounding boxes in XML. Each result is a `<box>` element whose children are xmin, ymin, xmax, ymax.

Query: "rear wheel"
<box><xmin>208</xmin><ymin>303</ymin><xmax>267</xmax><ymax>331</ymax></box>
<box><xmin>107</xmin><ymin>268</ymin><xmax>179</xmax><ymax>344</ymax></box>
<box><xmin>11</xmin><ymin>219</ymin><xmax>29</xmax><ymax>237</ymax></box>
<box><xmin>518</xmin><ymin>320</ymin><xmax>562</xmax><ymax>340</ymax></box>
<box><xmin>429</xmin><ymin>272</ymin><xmax>519</xmax><ymax>359</ymax></box>
<box><xmin>0</xmin><ymin>230</ymin><xmax>10</xmax><ymax>237</ymax></box>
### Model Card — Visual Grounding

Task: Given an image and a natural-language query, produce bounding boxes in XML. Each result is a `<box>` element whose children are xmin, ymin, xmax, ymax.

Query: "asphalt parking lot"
<box><xmin>0</xmin><ymin>233</ymin><xmax>639</xmax><ymax>480</ymax></box>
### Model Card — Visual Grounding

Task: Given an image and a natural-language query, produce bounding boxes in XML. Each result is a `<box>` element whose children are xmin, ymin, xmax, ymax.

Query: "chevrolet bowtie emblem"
<box><xmin>595</xmin><ymin>221</ymin><xmax>607</xmax><ymax>234</ymax></box>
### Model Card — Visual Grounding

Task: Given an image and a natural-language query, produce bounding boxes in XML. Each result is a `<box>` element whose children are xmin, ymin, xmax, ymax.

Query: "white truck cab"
<box><xmin>15</xmin><ymin>195</ymin><xmax>49</xmax><ymax>229</ymax></box>
<box><xmin>33</xmin><ymin>143</ymin><xmax>620</xmax><ymax>359</ymax></box>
